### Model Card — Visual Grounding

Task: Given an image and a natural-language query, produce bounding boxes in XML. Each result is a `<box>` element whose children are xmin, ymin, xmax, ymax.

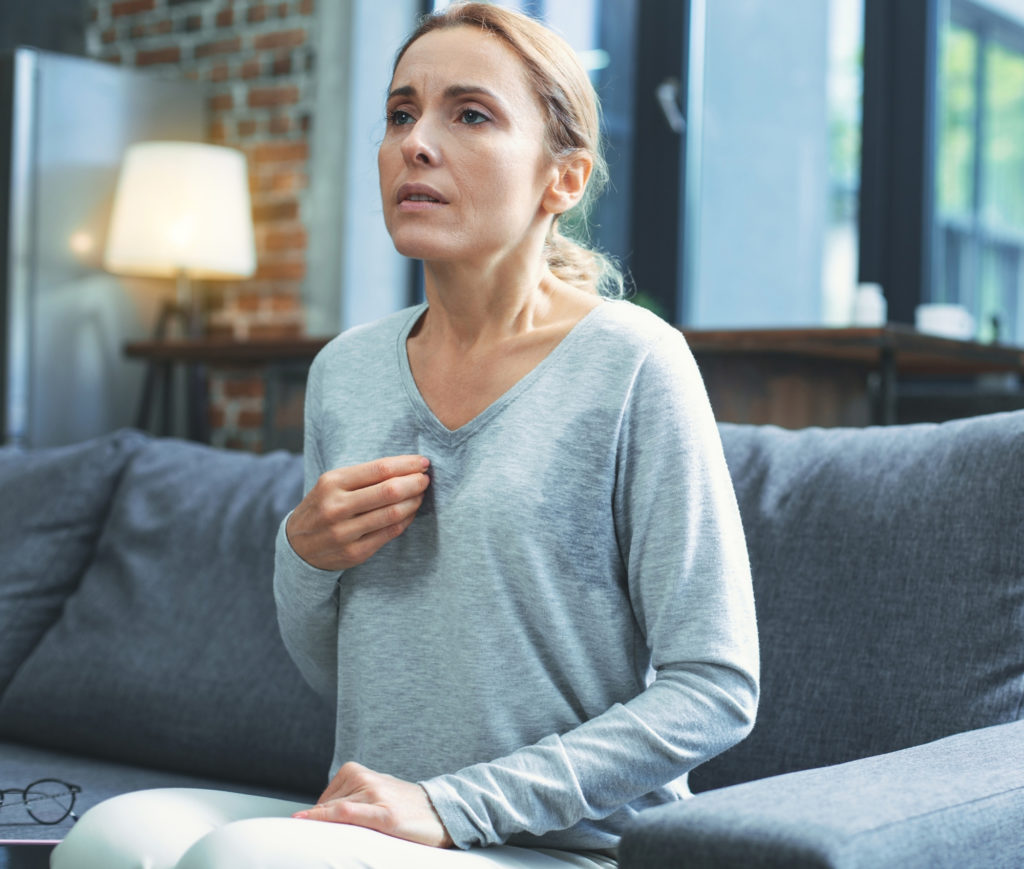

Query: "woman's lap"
<box><xmin>51</xmin><ymin>788</ymin><xmax>616</xmax><ymax>869</ymax></box>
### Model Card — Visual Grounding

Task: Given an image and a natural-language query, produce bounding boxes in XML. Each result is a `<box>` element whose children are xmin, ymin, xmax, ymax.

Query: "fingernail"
<box><xmin>420</xmin><ymin>457</ymin><xmax>430</xmax><ymax>469</ymax></box>
<box><xmin>293</xmin><ymin>811</ymin><xmax>309</xmax><ymax>819</ymax></box>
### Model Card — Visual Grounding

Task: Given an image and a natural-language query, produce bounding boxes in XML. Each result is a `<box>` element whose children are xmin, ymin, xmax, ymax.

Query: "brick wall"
<box><xmin>86</xmin><ymin>0</ymin><xmax>315</xmax><ymax>451</ymax></box>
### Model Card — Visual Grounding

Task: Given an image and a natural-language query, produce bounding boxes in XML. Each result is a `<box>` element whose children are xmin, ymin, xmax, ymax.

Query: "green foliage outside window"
<box><xmin>938</xmin><ymin>24</ymin><xmax>977</xmax><ymax>217</ymax></box>
<box><xmin>983</xmin><ymin>41</ymin><xmax>1024</xmax><ymax>232</ymax></box>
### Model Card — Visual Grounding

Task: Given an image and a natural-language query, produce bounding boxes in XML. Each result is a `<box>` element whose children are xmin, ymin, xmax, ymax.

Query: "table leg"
<box><xmin>878</xmin><ymin>347</ymin><xmax>898</xmax><ymax>425</ymax></box>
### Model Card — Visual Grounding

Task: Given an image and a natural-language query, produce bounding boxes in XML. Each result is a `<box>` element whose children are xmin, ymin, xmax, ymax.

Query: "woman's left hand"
<box><xmin>293</xmin><ymin>761</ymin><xmax>454</xmax><ymax>849</ymax></box>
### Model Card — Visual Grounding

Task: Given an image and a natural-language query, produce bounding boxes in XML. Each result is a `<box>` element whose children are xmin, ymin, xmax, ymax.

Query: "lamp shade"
<box><xmin>104</xmin><ymin>141</ymin><xmax>256</xmax><ymax>280</ymax></box>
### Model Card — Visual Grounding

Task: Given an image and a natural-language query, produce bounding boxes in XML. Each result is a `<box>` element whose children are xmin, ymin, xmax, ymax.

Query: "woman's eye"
<box><xmin>459</xmin><ymin>108</ymin><xmax>489</xmax><ymax>125</ymax></box>
<box><xmin>387</xmin><ymin>109</ymin><xmax>414</xmax><ymax>126</ymax></box>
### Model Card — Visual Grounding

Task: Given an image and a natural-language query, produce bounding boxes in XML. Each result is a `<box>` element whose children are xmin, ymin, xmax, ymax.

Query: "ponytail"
<box><xmin>545</xmin><ymin>224</ymin><xmax>624</xmax><ymax>299</ymax></box>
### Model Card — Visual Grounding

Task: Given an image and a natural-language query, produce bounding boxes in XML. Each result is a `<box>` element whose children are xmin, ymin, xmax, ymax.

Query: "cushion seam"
<box><xmin>838</xmin><ymin>783</ymin><xmax>1024</xmax><ymax>847</ymax></box>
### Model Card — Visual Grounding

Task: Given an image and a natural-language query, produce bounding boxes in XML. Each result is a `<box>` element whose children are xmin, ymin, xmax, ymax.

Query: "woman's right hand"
<box><xmin>285</xmin><ymin>455</ymin><xmax>431</xmax><ymax>572</ymax></box>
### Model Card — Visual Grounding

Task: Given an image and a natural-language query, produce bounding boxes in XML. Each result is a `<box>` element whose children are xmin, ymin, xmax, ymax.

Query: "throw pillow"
<box><xmin>0</xmin><ymin>430</ymin><xmax>146</xmax><ymax>696</ymax></box>
<box><xmin>692</xmin><ymin>410</ymin><xmax>1024</xmax><ymax>792</ymax></box>
<box><xmin>0</xmin><ymin>438</ymin><xmax>334</xmax><ymax>794</ymax></box>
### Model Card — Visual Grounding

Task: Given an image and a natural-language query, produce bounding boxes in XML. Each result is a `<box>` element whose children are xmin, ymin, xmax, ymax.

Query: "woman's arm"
<box><xmin>273</xmin><ymin>358</ymin><xmax>342</xmax><ymax>699</ymax></box>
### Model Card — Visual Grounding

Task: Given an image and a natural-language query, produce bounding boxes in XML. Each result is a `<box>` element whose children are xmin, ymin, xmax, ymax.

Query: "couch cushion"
<box><xmin>621</xmin><ymin>720</ymin><xmax>1024</xmax><ymax>869</ymax></box>
<box><xmin>0</xmin><ymin>438</ymin><xmax>334</xmax><ymax>794</ymax></box>
<box><xmin>0</xmin><ymin>430</ymin><xmax>146</xmax><ymax>696</ymax></box>
<box><xmin>691</xmin><ymin>411</ymin><xmax>1024</xmax><ymax>792</ymax></box>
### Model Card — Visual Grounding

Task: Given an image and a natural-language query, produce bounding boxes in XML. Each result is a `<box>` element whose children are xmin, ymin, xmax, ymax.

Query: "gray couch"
<box><xmin>1</xmin><ymin>412</ymin><xmax>1022</xmax><ymax>867</ymax></box>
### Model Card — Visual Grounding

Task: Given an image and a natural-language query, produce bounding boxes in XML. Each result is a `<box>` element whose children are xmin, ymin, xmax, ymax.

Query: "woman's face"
<box><xmin>378</xmin><ymin>26</ymin><xmax>560</xmax><ymax>268</ymax></box>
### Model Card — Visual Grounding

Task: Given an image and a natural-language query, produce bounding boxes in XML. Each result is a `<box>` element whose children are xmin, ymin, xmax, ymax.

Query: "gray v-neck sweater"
<box><xmin>273</xmin><ymin>300</ymin><xmax>758</xmax><ymax>852</ymax></box>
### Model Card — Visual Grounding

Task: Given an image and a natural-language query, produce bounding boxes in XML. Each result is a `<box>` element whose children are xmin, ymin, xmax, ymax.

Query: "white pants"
<box><xmin>50</xmin><ymin>789</ymin><xmax>618</xmax><ymax>869</ymax></box>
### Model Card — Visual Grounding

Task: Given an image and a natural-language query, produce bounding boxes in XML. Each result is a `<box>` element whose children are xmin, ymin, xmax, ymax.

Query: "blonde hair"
<box><xmin>393</xmin><ymin>2</ymin><xmax>624</xmax><ymax>297</ymax></box>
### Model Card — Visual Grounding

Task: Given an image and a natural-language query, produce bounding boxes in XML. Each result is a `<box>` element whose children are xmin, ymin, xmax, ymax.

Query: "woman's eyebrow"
<box><xmin>444</xmin><ymin>84</ymin><xmax>499</xmax><ymax>101</ymax></box>
<box><xmin>386</xmin><ymin>84</ymin><xmax>501</xmax><ymax>102</ymax></box>
<box><xmin>387</xmin><ymin>85</ymin><xmax>415</xmax><ymax>100</ymax></box>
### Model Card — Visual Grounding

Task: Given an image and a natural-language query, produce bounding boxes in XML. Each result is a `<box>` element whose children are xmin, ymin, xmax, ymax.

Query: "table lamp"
<box><xmin>105</xmin><ymin>141</ymin><xmax>256</xmax><ymax>439</ymax></box>
<box><xmin>105</xmin><ymin>140</ymin><xmax>256</xmax><ymax>338</ymax></box>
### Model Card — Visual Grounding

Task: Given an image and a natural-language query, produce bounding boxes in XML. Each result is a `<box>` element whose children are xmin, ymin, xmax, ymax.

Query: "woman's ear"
<box><xmin>542</xmin><ymin>152</ymin><xmax>594</xmax><ymax>215</ymax></box>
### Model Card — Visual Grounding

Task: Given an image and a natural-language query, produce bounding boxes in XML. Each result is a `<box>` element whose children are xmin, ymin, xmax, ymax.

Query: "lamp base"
<box><xmin>134</xmin><ymin>298</ymin><xmax>209</xmax><ymax>442</ymax></box>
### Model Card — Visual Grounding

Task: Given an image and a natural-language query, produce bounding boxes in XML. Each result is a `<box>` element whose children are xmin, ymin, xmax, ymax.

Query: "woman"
<box><xmin>52</xmin><ymin>4</ymin><xmax>757</xmax><ymax>867</ymax></box>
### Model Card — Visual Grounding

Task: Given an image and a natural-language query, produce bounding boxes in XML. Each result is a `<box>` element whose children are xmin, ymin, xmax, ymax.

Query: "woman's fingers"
<box><xmin>297</xmin><ymin>798</ymin><xmax>390</xmax><ymax>826</ymax></box>
<box><xmin>295</xmin><ymin>763</ymin><xmax>452</xmax><ymax>848</ymax></box>
<box><xmin>336</xmin><ymin>455</ymin><xmax>431</xmax><ymax>491</ymax></box>
<box><xmin>334</xmin><ymin>468</ymin><xmax>431</xmax><ymax>521</ymax></box>
<box><xmin>316</xmin><ymin>761</ymin><xmax>380</xmax><ymax>806</ymax></box>
<box><xmin>337</xmin><ymin>506</ymin><xmax>420</xmax><ymax>566</ymax></box>
<box><xmin>345</xmin><ymin>485</ymin><xmax>427</xmax><ymax>537</ymax></box>
<box><xmin>285</xmin><ymin>455</ymin><xmax>431</xmax><ymax>572</ymax></box>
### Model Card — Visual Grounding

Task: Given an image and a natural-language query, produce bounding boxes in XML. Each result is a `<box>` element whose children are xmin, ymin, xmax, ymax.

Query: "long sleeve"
<box><xmin>420</xmin><ymin>329</ymin><xmax>760</xmax><ymax>850</ymax></box>
<box><xmin>273</xmin><ymin>353</ymin><xmax>343</xmax><ymax>702</ymax></box>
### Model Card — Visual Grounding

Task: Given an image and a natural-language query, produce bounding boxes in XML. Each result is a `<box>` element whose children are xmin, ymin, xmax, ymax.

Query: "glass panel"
<box><xmin>982</xmin><ymin>39</ymin><xmax>1024</xmax><ymax>232</ymax></box>
<box><xmin>937</xmin><ymin>24</ymin><xmax>979</xmax><ymax>217</ymax></box>
<box><xmin>688</xmin><ymin>0</ymin><xmax>863</xmax><ymax>328</ymax></box>
<box><xmin>933</xmin><ymin>8</ymin><xmax>1024</xmax><ymax>341</ymax></box>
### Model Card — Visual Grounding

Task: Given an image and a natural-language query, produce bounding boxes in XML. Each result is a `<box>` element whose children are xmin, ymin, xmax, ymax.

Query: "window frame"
<box><xmin>858</xmin><ymin>0</ymin><xmax>941</xmax><ymax>327</ymax></box>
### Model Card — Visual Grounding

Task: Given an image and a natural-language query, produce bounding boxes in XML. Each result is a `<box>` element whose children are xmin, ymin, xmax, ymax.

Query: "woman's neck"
<box><xmin>406</xmin><ymin>260</ymin><xmax>604</xmax><ymax>431</ymax></box>
<box><xmin>418</xmin><ymin>256</ymin><xmax>556</xmax><ymax>353</ymax></box>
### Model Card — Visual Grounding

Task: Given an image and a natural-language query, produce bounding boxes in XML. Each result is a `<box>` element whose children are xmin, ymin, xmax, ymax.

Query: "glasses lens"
<box><xmin>24</xmin><ymin>780</ymin><xmax>75</xmax><ymax>825</ymax></box>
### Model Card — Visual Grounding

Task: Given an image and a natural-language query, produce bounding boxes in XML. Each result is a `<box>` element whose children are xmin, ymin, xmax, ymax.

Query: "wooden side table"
<box><xmin>682</xmin><ymin>325</ymin><xmax>1024</xmax><ymax>428</ymax></box>
<box><xmin>123</xmin><ymin>337</ymin><xmax>328</xmax><ymax>445</ymax></box>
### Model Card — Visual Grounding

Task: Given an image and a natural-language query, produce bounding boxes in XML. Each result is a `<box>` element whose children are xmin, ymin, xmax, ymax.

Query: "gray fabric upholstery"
<box><xmin>0</xmin><ymin>739</ymin><xmax>312</xmax><ymax>841</ymax></box>
<box><xmin>619</xmin><ymin>719</ymin><xmax>1024</xmax><ymax>869</ymax></box>
<box><xmin>0</xmin><ymin>438</ymin><xmax>333</xmax><ymax>794</ymax></box>
<box><xmin>0</xmin><ymin>430</ymin><xmax>146</xmax><ymax>696</ymax></box>
<box><xmin>691</xmin><ymin>412</ymin><xmax>1024</xmax><ymax>793</ymax></box>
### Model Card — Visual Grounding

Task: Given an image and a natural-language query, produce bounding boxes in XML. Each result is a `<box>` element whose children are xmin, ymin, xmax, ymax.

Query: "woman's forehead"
<box><xmin>390</xmin><ymin>26</ymin><xmax>534</xmax><ymax>101</ymax></box>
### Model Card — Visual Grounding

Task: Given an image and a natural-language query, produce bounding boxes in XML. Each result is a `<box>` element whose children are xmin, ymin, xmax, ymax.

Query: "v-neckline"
<box><xmin>395</xmin><ymin>301</ymin><xmax>609</xmax><ymax>445</ymax></box>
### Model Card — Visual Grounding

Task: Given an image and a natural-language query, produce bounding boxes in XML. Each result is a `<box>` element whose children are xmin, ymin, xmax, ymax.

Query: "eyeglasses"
<box><xmin>0</xmin><ymin>779</ymin><xmax>81</xmax><ymax>825</ymax></box>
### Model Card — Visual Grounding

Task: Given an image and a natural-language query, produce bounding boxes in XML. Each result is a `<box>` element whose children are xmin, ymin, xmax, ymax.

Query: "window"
<box><xmin>684</xmin><ymin>0</ymin><xmax>864</xmax><ymax>328</ymax></box>
<box><xmin>417</xmin><ymin>0</ymin><xmax>868</xmax><ymax>329</ymax></box>
<box><xmin>935</xmin><ymin>0</ymin><xmax>1024</xmax><ymax>342</ymax></box>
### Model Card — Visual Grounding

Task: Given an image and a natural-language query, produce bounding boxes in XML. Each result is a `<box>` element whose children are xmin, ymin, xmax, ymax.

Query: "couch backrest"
<box><xmin>0</xmin><ymin>434</ymin><xmax>333</xmax><ymax>795</ymax></box>
<box><xmin>691</xmin><ymin>410</ymin><xmax>1024</xmax><ymax>792</ymax></box>
<box><xmin>6</xmin><ymin>414</ymin><xmax>1022</xmax><ymax>798</ymax></box>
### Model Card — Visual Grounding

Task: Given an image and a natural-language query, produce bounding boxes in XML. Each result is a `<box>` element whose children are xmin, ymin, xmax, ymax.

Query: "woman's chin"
<box><xmin>390</xmin><ymin>234</ymin><xmax>460</xmax><ymax>263</ymax></box>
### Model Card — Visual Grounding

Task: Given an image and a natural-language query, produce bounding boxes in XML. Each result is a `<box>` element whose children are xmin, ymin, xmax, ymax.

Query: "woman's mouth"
<box><xmin>397</xmin><ymin>183</ymin><xmax>449</xmax><ymax>209</ymax></box>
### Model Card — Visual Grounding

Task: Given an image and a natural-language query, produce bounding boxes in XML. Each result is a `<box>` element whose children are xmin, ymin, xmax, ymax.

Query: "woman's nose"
<box><xmin>400</xmin><ymin>119</ymin><xmax>441</xmax><ymax>166</ymax></box>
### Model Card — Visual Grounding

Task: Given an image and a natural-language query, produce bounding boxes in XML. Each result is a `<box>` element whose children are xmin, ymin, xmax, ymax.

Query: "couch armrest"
<box><xmin>618</xmin><ymin>720</ymin><xmax>1024</xmax><ymax>869</ymax></box>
